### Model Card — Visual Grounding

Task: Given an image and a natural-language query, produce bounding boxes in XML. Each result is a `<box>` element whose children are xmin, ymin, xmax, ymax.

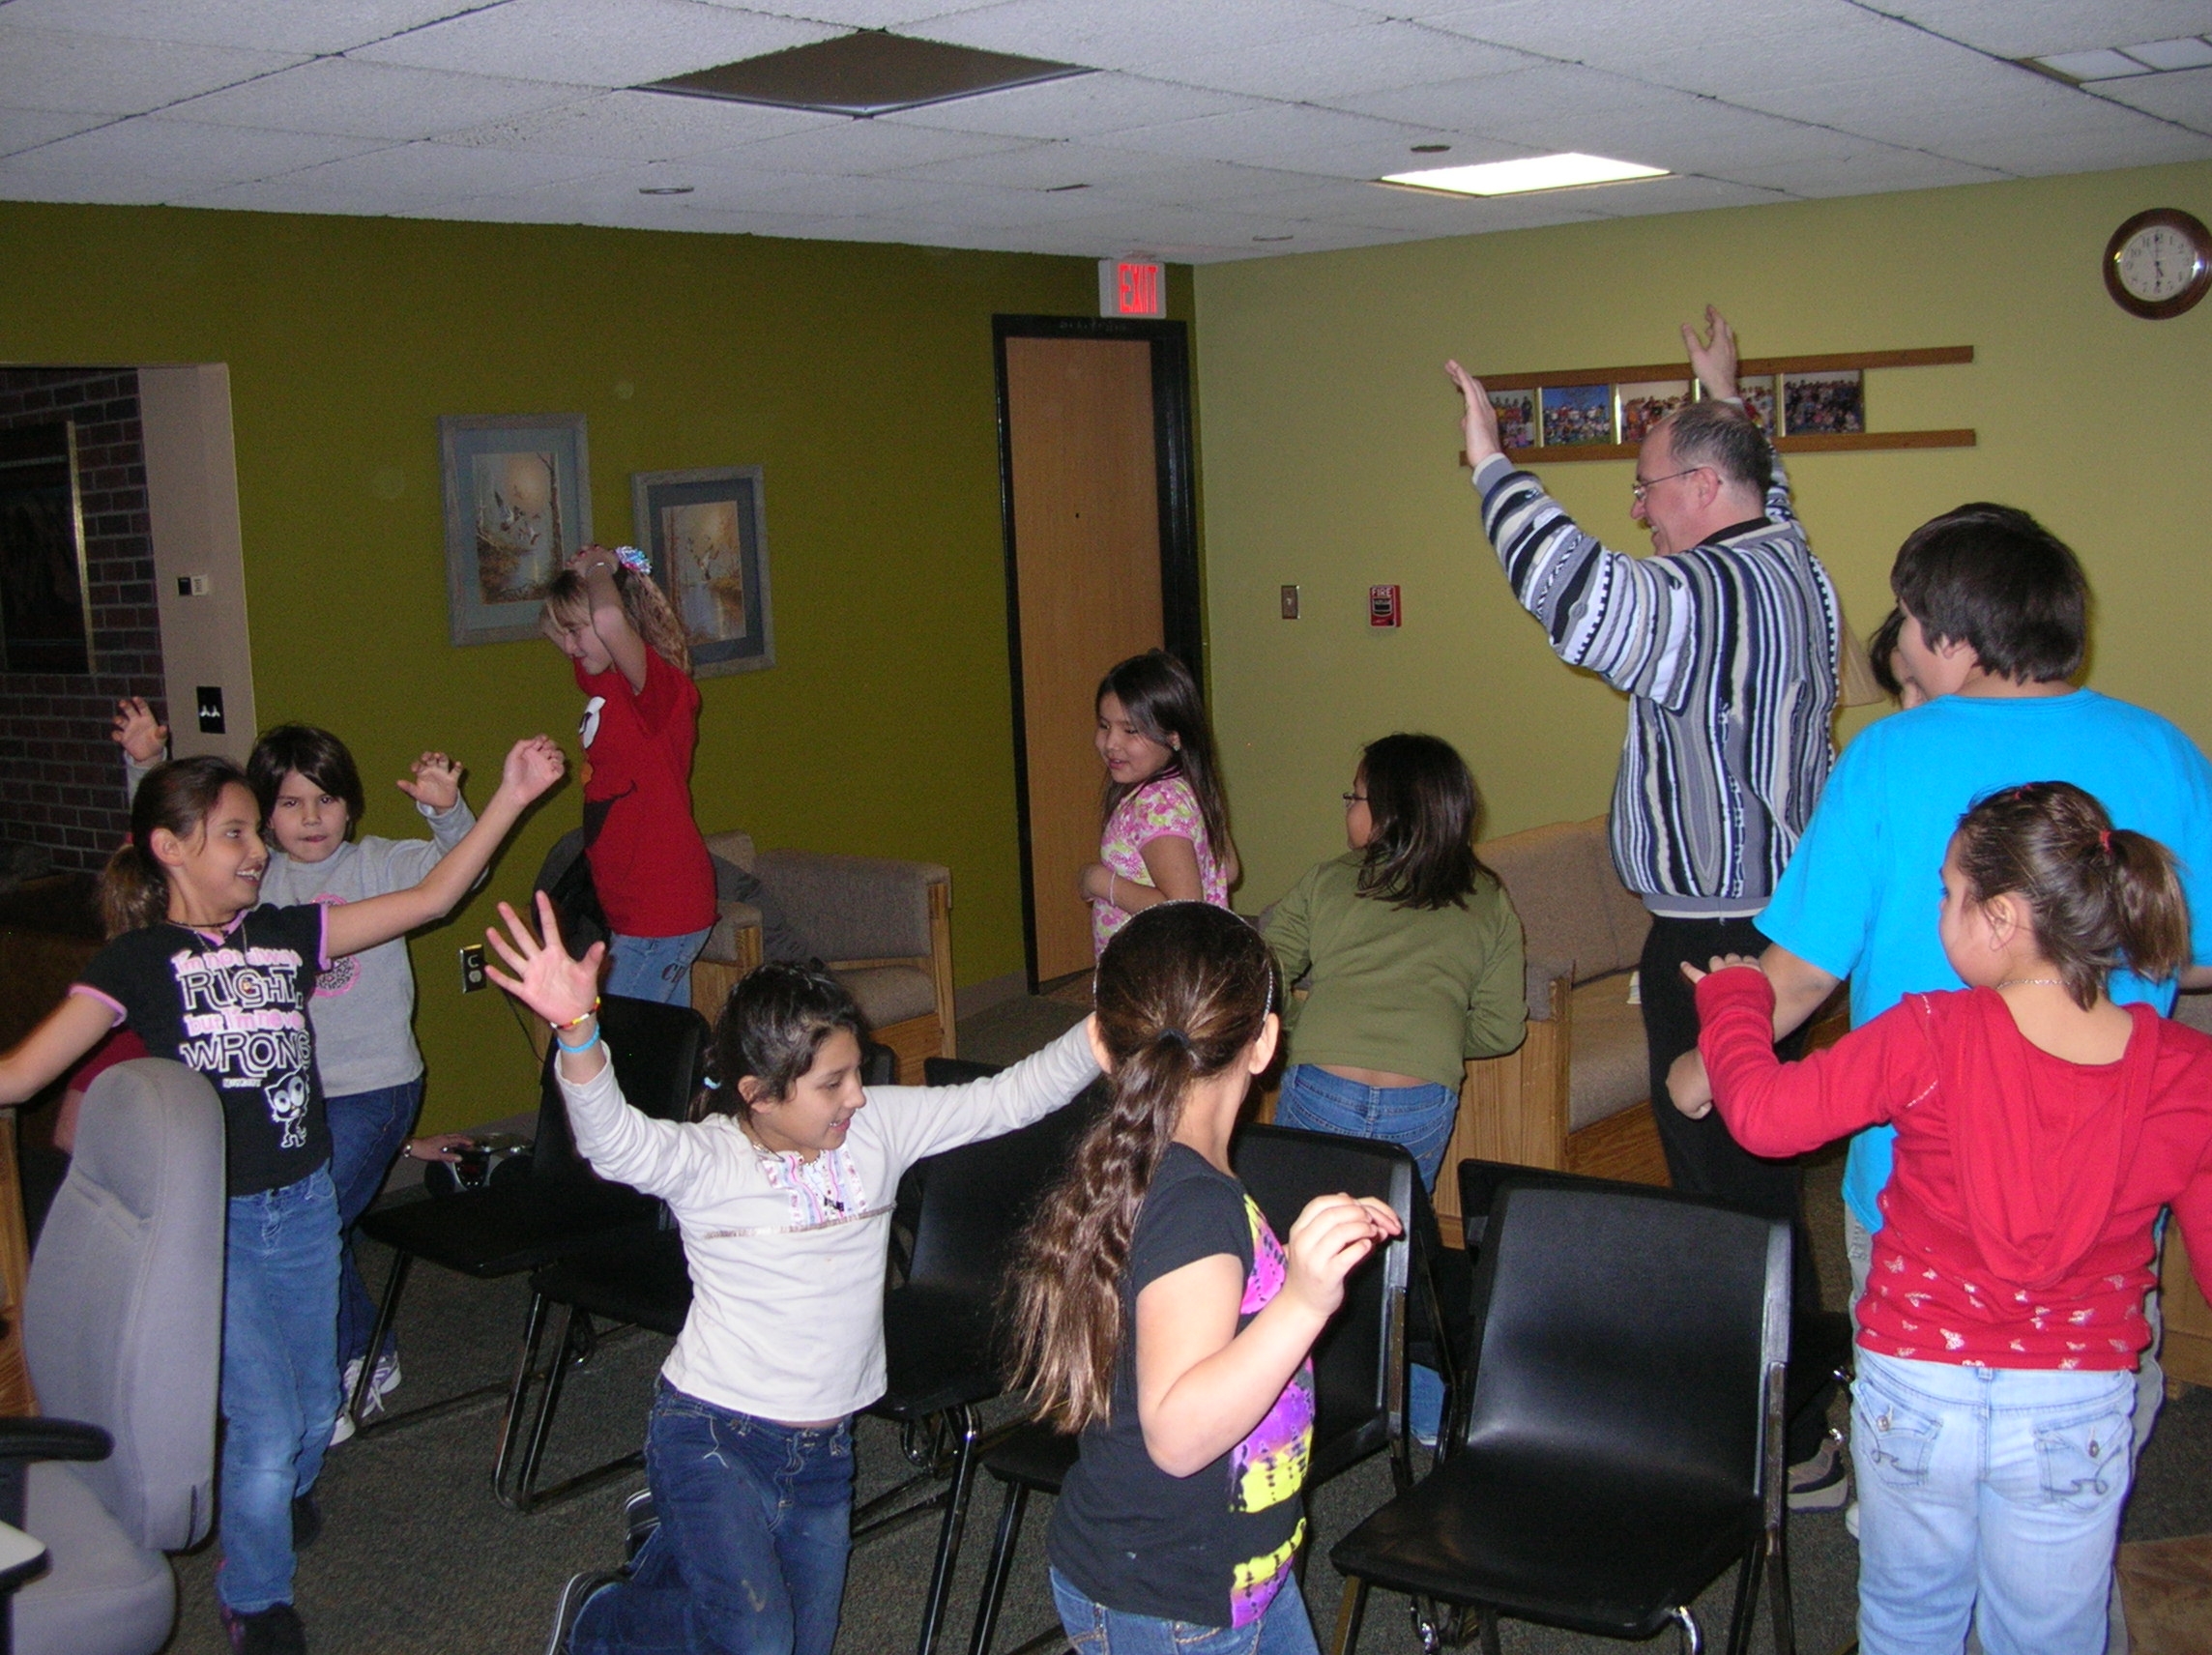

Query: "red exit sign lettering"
<box><xmin>1098</xmin><ymin>259</ymin><xmax>1165</xmax><ymax>319</ymax></box>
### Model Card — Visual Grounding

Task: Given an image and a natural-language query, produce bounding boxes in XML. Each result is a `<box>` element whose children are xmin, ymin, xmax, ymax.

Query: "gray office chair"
<box><xmin>0</xmin><ymin>1059</ymin><xmax>224</xmax><ymax>1655</ymax></box>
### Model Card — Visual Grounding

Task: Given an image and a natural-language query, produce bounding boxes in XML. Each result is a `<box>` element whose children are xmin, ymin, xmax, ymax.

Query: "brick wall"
<box><xmin>0</xmin><ymin>368</ymin><xmax>164</xmax><ymax>875</ymax></box>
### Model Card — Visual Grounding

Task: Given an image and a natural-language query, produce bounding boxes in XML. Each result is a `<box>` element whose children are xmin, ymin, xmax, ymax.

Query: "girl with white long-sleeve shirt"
<box><xmin>486</xmin><ymin>892</ymin><xmax>1099</xmax><ymax>1655</ymax></box>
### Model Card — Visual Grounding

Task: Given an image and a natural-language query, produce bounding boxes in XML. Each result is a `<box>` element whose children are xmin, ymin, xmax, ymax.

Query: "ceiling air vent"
<box><xmin>643</xmin><ymin>31</ymin><xmax>1091</xmax><ymax>119</ymax></box>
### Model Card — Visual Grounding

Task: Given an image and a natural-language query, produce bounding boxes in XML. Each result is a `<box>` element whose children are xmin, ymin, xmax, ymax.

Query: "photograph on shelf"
<box><xmin>1782</xmin><ymin>369</ymin><xmax>1864</xmax><ymax>435</ymax></box>
<box><xmin>440</xmin><ymin>414</ymin><xmax>591</xmax><ymax>647</ymax></box>
<box><xmin>1733</xmin><ymin>374</ymin><xmax>1779</xmax><ymax>431</ymax></box>
<box><xmin>1615</xmin><ymin>379</ymin><xmax>1691</xmax><ymax>443</ymax></box>
<box><xmin>1540</xmin><ymin>382</ymin><xmax>1615</xmax><ymax>447</ymax></box>
<box><xmin>1487</xmin><ymin>387</ymin><xmax>1537</xmax><ymax>450</ymax></box>
<box><xmin>631</xmin><ymin>466</ymin><xmax>774</xmax><ymax>677</ymax></box>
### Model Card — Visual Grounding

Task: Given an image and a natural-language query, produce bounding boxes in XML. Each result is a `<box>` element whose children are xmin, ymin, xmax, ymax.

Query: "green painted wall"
<box><xmin>1</xmin><ymin>200</ymin><xmax>1144</xmax><ymax>1130</ymax></box>
<box><xmin>1193</xmin><ymin>162</ymin><xmax>2212</xmax><ymax>913</ymax></box>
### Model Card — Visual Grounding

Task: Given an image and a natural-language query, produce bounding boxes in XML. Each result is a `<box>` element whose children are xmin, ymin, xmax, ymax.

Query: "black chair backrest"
<box><xmin>923</xmin><ymin>1056</ymin><xmax>1005</xmax><ymax>1087</ymax></box>
<box><xmin>1231</xmin><ymin>1124</ymin><xmax>1414</xmax><ymax>1460</ymax></box>
<box><xmin>900</xmin><ymin>1079</ymin><xmax>1108</xmax><ymax>1307</ymax></box>
<box><xmin>531</xmin><ymin>995</ymin><xmax>710</xmax><ymax>1182</ymax></box>
<box><xmin>1464</xmin><ymin>1182</ymin><xmax>1789</xmax><ymax>1496</ymax></box>
<box><xmin>1455</xmin><ymin>1158</ymin><xmax>1655</xmax><ymax>1255</ymax></box>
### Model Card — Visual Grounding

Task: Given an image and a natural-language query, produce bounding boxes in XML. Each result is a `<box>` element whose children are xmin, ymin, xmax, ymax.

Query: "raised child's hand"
<box><xmin>1281</xmin><ymin>1193</ymin><xmax>1402</xmax><ymax>1320</ymax></box>
<box><xmin>483</xmin><ymin>893</ymin><xmax>604</xmax><ymax>1028</ymax></box>
<box><xmin>1680</xmin><ymin>951</ymin><xmax>1765</xmax><ymax>986</ymax></box>
<box><xmin>396</xmin><ymin>751</ymin><xmax>463</xmax><ymax>812</ymax></box>
<box><xmin>110</xmin><ymin>697</ymin><xmax>168</xmax><ymax>765</ymax></box>
<box><xmin>498</xmin><ymin>736</ymin><xmax>567</xmax><ymax>804</ymax></box>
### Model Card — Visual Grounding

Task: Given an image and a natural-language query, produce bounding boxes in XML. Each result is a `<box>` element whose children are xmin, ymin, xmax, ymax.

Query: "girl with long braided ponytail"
<box><xmin>1688</xmin><ymin>780</ymin><xmax>2212</xmax><ymax>1655</ymax></box>
<box><xmin>1009</xmin><ymin>901</ymin><xmax>1399</xmax><ymax>1650</ymax></box>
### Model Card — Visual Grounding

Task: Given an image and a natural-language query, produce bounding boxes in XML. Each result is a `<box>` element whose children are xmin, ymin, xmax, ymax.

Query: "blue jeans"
<box><xmin>1272</xmin><ymin>1065</ymin><xmax>1458</xmax><ymax>1191</ymax></box>
<box><xmin>327</xmin><ymin>1079</ymin><xmax>421</xmax><ymax>1370</ymax></box>
<box><xmin>1273</xmin><ymin>1064</ymin><xmax>1456</xmax><ymax>1439</ymax></box>
<box><xmin>219</xmin><ymin>1168</ymin><xmax>341</xmax><ymax>1613</ymax></box>
<box><xmin>1051</xmin><ymin>1567</ymin><xmax>1318</xmax><ymax>1655</ymax></box>
<box><xmin>1852</xmin><ymin>1349</ymin><xmax>2136</xmax><ymax>1655</ymax></box>
<box><xmin>606</xmin><ymin>929</ymin><xmax>712</xmax><ymax>1005</ymax></box>
<box><xmin>574</xmin><ymin>1382</ymin><xmax>854</xmax><ymax>1655</ymax></box>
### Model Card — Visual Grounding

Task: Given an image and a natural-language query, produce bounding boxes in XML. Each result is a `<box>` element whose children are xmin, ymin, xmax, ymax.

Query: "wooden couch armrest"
<box><xmin>1435</xmin><ymin>972</ymin><xmax>1574</xmax><ymax>1246</ymax></box>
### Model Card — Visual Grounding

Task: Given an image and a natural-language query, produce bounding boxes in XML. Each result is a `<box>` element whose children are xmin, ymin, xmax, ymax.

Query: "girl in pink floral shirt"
<box><xmin>1082</xmin><ymin>651</ymin><xmax>1237</xmax><ymax>958</ymax></box>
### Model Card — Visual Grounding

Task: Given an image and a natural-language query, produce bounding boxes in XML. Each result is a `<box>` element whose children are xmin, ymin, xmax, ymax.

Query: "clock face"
<box><xmin>2118</xmin><ymin>224</ymin><xmax>2203</xmax><ymax>301</ymax></box>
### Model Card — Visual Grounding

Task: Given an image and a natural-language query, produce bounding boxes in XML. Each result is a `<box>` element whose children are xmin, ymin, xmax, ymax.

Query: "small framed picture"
<box><xmin>1615</xmin><ymin>379</ymin><xmax>1691</xmax><ymax>443</ymax></box>
<box><xmin>1782</xmin><ymin>369</ymin><xmax>1864</xmax><ymax>435</ymax></box>
<box><xmin>1487</xmin><ymin>388</ymin><xmax>1536</xmax><ymax>450</ymax></box>
<box><xmin>631</xmin><ymin>467</ymin><xmax>774</xmax><ymax>678</ymax></box>
<box><xmin>1732</xmin><ymin>374</ymin><xmax>1780</xmax><ymax>431</ymax></box>
<box><xmin>440</xmin><ymin>415</ymin><xmax>592</xmax><ymax>647</ymax></box>
<box><xmin>1540</xmin><ymin>383</ymin><xmax>1615</xmax><ymax>447</ymax></box>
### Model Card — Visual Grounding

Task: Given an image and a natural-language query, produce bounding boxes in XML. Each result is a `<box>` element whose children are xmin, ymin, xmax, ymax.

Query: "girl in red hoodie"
<box><xmin>1692</xmin><ymin>781</ymin><xmax>2212</xmax><ymax>1655</ymax></box>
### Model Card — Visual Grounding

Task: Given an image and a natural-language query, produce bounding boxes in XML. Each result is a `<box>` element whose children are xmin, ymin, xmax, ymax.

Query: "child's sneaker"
<box><xmin>331</xmin><ymin>1352</ymin><xmax>403</xmax><ymax>1445</ymax></box>
<box><xmin>1787</xmin><ymin>1427</ymin><xmax>1850</xmax><ymax>1512</ymax></box>
<box><xmin>545</xmin><ymin>1570</ymin><xmax>622</xmax><ymax>1655</ymax></box>
<box><xmin>221</xmin><ymin>1601</ymin><xmax>306</xmax><ymax>1654</ymax></box>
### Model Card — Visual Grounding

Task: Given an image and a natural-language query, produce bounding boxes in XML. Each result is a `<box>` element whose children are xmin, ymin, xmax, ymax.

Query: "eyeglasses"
<box><xmin>1630</xmin><ymin>465</ymin><xmax>1707</xmax><ymax>503</ymax></box>
<box><xmin>1342</xmin><ymin>793</ymin><xmax>1368</xmax><ymax>805</ymax></box>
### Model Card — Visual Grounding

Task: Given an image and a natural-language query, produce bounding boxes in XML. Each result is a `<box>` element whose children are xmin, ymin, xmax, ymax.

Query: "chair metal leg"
<box><xmin>1724</xmin><ymin>1541</ymin><xmax>1764</xmax><ymax>1655</ymax></box>
<box><xmin>1671</xmin><ymin>1604</ymin><xmax>1703</xmax><ymax>1655</ymax></box>
<box><xmin>1766</xmin><ymin>1523</ymin><xmax>1797</xmax><ymax>1655</ymax></box>
<box><xmin>491</xmin><ymin>1291</ymin><xmax>554</xmax><ymax>1504</ymax></box>
<box><xmin>1329</xmin><ymin>1579</ymin><xmax>1367</xmax><ymax>1655</ymax></box>
<box><xmin>346</xmin><ymin>1250</ymin><xmax>412</xmax><ymax>1428</ymax></box>
<box><xmin>965</xmin><ymin>1478</ymin><xmax>1030</xmax><ymax>1655</ymax></box>
<box><xmin>1476</xmin><ymin>1606</ymin><xmax>1501</xmax><ymax>1655</ymax></box>
<box><xmin>496</xmin><ymin>1303</ymin><xmax>648</xmax><ymax>1514</ymax></box>
<box><xmin>914</xmin><ymin>1403</ymin><xmax>982</xmax><ymax>1655</ymax></box>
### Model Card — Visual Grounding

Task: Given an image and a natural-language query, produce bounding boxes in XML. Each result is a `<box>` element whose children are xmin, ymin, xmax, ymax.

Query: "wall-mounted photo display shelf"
<box><xmin>1479</xmin><ymin>345</ymin><xmax>1974</xmax><ymax>463</ymax></box>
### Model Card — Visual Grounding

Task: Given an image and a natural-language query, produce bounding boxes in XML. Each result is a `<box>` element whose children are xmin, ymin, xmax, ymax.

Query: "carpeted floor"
<box><xmin>146</xmin><ymin>993</ymin><xmax>2212</xmax><ymax>1654</ymax></box>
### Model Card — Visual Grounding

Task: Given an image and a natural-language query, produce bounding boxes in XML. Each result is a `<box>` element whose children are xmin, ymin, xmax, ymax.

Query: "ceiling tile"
<box><xmin>351</xmin><ymin>0</ymin><xmax>838</xmax><ymax>90</ymax></box>
<box><xmin>1145</xmin><ymin>18</ymin><xmax>1530</xmax><ymax>102</ymax></box>
<box><xmin>880</xmin><ymin>138</ymin><xmax>1171</xmax><ymax>189</ymax></box>
<box><xmin>916</xmin><ymin>0</ymin><xmax>1368</xmax><ymax>74</ymax></box>
<box><xmin>0</xmin><ymin>106</ymin><xmax>113</xmax><ymax>157</ymax></box>
<box><xmin>4</xmin><ymin>114</ymin><xmax>386</xmax><ymax>186</ymax></box>
<box><xmin>262</xmin><ymin>138</ymin><xmax>629</xmax><ymax>200</ymax></box>
<box><xmin>877</xmin><ymin>72</ymin><xmax>1261</xmax><ymax>138</ymax></box>
<box><xmin>1718</xmin><ymin>146</ymin><xmax>2009</xmax><ymax>196</ymax></box>
<box><xmin>1077</xmin><ymin>157</ymin><xmax>1371</xmax><ymax>206</ymax></box>
<box><xmin>0</xmin><ymin>0</ymin><xmax>479</xmax><ymax>55</ymax></box>
<box><xmin>2093</xmin><ymin>64</ymin><xmax>2212</xmax><ymax>124</ymax></box>
<box><xmin>699</xmin><ymin>117</ymin><xmax>1036</xmax><ymax>176</ymax></box>
<box><xmin>0</xmin><ymin>21</ymin><xmax>306</xmax><ymax>115</ymax></box>
<box><xmin>439</xmin><ymin>89</ymin><xmax>839</xmax><ymax>159</ymax></box>
<box><xmin>1100</xmin><ymin>103</ymin><xmax>1441</xmax><ymax>174</ymax></box>
<box><xmin>1880</xmin><ymin>1</ymin><xmax>2212</xmax><ymax>60</ymax></box>
<box><xmin>165</xmin><ymin>57</ymin><xmax>582</xmax><ymax>140</ymax></box>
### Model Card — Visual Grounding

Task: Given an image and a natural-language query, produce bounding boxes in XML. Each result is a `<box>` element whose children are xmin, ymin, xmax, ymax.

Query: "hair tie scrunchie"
<box><xmin>612</xmin><ymin>544</ymin><xmax>652</xmax><ymax>575</ymax></box>
<box><xmin>2099</xmin><ymin>828</ymin><xmax>2113</xmax><ymax>856</ymax></box>
<box><xmin>1158</xmin><ymin>1027</ymin><xmax>1192</xmax><ymax>1052</ymax></box>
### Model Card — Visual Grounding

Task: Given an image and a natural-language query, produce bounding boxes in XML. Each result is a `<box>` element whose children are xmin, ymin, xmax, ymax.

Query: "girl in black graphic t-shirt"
<box><xmin>1008</xmin><ymin>904</ymin><xmax>1400</xmax><ymax>1653</ymax></box>
<box><xmin>0</xmin><ymin>741</ymin><xmax>562</xmax><ymax>1654</ymax></box>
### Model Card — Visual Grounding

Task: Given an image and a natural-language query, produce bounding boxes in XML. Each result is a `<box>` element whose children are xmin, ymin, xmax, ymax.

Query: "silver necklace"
<box><xmin>1996</xmin><ymin>977</ymin><xmax>2066</xmax><ymax>989</ymax></box>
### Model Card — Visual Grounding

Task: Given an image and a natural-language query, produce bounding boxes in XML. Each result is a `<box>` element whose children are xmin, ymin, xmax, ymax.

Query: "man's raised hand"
<box><xmin>1445</xmin><ymin>360</ymin><xmax>1504</xmax><ymax>469</ymax></box>
<box><xmin>1681</xmin><ymin>305</ymin><xmax>1739</xmax><ymax>403</ymax></box>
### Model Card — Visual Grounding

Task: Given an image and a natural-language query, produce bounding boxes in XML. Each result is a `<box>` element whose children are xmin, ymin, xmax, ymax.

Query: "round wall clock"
<box><xmin>2105</xmin><ymin>208</ymin><xmax>2212</xmax><ymax>319</ymax></box>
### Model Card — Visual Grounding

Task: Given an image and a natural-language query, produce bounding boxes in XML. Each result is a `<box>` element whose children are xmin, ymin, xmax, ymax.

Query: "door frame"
<box><xmin>992</xmin><ymin>314</ymin><xmax>1202</xmax><ymax>990</ymax></box>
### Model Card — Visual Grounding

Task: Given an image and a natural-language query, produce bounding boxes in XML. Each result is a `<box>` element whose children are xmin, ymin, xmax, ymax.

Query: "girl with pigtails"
<box><xmin>1010</xmin><ymin>902</ymin><xmax>1400</xmax><ymax>1654</ymax></box>
<box><xmin>1692</xmin><ymin>782</ymin><xmax>2212</xmax><ymax>1655</ymax></box>
<box><xmin>540</xmin><ymin>545</ymin><xmax>716</xmax><ymax>1003</ymax></box>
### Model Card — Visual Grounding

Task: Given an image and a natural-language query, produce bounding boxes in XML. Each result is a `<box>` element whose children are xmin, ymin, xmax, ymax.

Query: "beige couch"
<box><xmin>690</xmin><ymin>831</ymin><xmax>955</xmax><ymax>1084</ymax></box>
<box><xmin>1434</xmin><ymin>814</ymin><xmax>1668</xmax><ymax>1243</ymax></box>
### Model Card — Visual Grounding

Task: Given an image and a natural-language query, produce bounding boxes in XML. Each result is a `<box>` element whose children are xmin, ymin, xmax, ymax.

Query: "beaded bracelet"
<box><xmin>551</xmin><ymin>998</ymin><xmax>600</xmax><ymax>1033</ymax></box>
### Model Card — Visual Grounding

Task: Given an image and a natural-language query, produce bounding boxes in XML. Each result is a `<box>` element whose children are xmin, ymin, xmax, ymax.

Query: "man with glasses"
<box><xmin>1447</xmin><ymin>307</ymin><xmax>1844</xmax><ymax>1486</ymax></box>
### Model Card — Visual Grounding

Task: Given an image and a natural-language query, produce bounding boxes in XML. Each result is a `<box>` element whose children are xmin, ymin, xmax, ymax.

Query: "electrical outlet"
<box><xmin>1280</xmin><ymin>584</ymin><xmax>1300</xmax><ymax>619</ymax></box>
<box><xmin>458</xmin><ymin>944</ymin><xmax>486</xmax><ymax>994</ymax></box>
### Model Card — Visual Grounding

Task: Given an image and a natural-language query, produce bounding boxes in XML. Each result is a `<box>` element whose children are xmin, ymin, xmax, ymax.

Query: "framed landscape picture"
<box><xmin>1487</xmin><ymin>387</ymin><xmax>1536</xmax><ymax>450</ymax></box>
<box><xmin>630</xmin><ymin>467</ymin><xmax>773</xmax><ymax>678</ymax></box>
<box><xmin>1615</xmin><ymin>379</ymin><xmax>1690</xmax><ymax>443</ymax></box>
<box><xmin>440</xmin><ymin>414</ymin><xmax>592</xmax><ymax>647</ymax></box>
<box><xmin>1541</xmin><ymin>383</ymin><xmax>1615</xmax><ymax>446</ymax></box>
<box><xmin>1782</xmin><ymin>369</ymin><xmax>1864</xmax><ymax>435</ymax></box>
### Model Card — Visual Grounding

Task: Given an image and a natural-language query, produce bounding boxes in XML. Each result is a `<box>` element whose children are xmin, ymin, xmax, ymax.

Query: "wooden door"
<box><xmin>1004</xmin><ymin>336</ymin><xmax>1163</xmax><ymax>982</ymax></box>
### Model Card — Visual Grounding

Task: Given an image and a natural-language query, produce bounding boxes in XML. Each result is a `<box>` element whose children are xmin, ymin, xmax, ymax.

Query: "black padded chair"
<box><xmin>1329</xmin><ymin>1180</ymin><xmax>1795</xmax><ymax>1655</ymax></box>
<box><xmin>1454</xmin><ymin>1158</ymin><xmax>1851</xmax><ymax>1466</ymax></box>
<box><xmin>347</xmin><ymin>996</ymin><xmax>708</xmax><ymax>1453</ymax></box>
<box><xmin>495</xmin><ymin>1041</ymin><xmax>896</xmax><ymax>1511</ymax></box>
<box><xmin>965</xmin><ymin>1123</ymin><xmax>1419</xmax><ymax>1655</ymax></box>
<box><xmin>851</xmin><ymin>1073</ymin><xmax>1108</xmax><ymax>1655</ymax></box>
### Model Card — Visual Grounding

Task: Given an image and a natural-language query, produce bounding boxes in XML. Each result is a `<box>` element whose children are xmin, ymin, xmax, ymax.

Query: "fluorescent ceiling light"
<box><xmin>1379</xmin><ymin>153</ymin><xmax>1668</xmax><ymax>197</ymax></box>
<box><xmin>2027</xmin><ymin>37</ymin><xmax>2212</xmax><ymax>83</ymax></box>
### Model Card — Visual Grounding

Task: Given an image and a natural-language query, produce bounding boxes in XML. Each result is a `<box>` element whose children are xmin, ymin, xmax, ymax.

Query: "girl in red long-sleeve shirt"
<box><xmin>1692</xmin><ymin>781</ymin><xmax>2212</xmax><ymax>1655</ymax></box>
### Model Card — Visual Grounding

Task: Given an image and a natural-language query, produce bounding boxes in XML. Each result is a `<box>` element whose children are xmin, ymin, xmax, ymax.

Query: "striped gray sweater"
<box><xmin>1473</xmin><ymin>452</ymin><xmax>1842</xmax><ymax>916</ymax></box>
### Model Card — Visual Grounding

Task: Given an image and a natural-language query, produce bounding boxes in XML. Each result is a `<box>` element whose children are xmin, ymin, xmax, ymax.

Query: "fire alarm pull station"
<box><xmin>1369</xmin><ymin>585</ymin><xmax>1402</xmax><ymax>628</ymax></box>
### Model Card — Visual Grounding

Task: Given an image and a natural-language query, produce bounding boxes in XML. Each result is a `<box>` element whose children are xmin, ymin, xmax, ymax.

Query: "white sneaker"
<box><xmin>329</xmin><ymin>1353</ymin><xmax>403</xmax><ymax>1446</ymax></box>
<box><xmin>1845</xmin><ymin>1497</ymin><xmax>1859</xmax><ymax>1539</ymax></box>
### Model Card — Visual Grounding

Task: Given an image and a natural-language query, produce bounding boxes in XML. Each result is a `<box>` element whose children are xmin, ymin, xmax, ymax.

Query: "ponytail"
<box><xmin>97</xmin><ymin>755</ymin><xmax>251</xmax><ymax>939</ymax></box>
<box><xmin>1007</xmin><ymin>903</ymin><xmax>1274</xmax><ymax>1432</ymax></box>
<box><xmin>1951</xmin><ymin>781</ymin><xmax>2191</xmax><ymax>1008</ymax></box>
<box><xmin>543</xmin><ymin>563</ymin><xmax>692</xmax><ymax>676</ymax></box>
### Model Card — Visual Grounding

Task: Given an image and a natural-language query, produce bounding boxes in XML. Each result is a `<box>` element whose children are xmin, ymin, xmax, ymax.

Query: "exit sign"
<box><xmin>1099</xmin><ymin>259</ymin><xmax>1165</xmax><ymax>319</ymax></box>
